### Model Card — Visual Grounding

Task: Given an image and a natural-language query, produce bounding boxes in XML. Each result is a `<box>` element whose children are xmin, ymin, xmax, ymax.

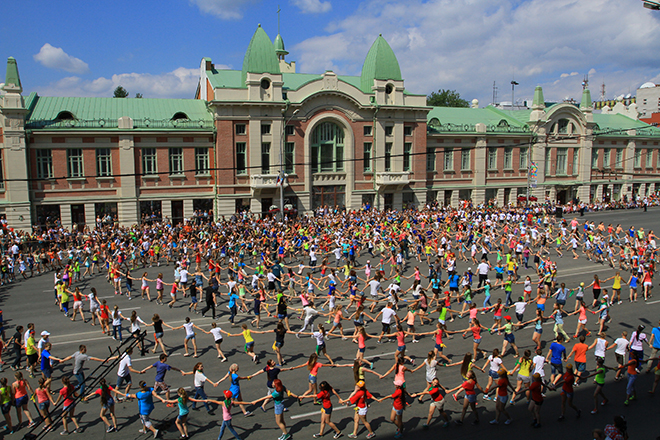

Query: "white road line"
<box><xmin>133</xmin><ymin>353</ymin><xmax>182</xmax><ymax>362</ymax></box>
<box><xmin>290</xmin><ymin>405</ymin><xmax>352</xmax><ymax>420</ymax></box>
<box><xmin>364</xmin><ymin>351</ymin><xmax>397</xmax><ymax>360</ymax></box>
<box><xmin>647</xmin><ymin>299</ymin><xmax>660</xmax><ymax>305</ymax></box>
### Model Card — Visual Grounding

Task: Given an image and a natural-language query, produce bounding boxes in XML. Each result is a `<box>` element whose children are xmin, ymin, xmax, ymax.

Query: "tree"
<box><xmin>426</xmin><ymin>89</ymin><xmax>469</xmax><ymax>107</ymax></box>
<box><xmin>135</xmin><ymin>93</ymin><xmax>143</xmax><ymax>99</ymax></box>
<box><xmin>113</xmin><ymin>86</ymin><xmax>129</xmax><ymax>98</ymax></box>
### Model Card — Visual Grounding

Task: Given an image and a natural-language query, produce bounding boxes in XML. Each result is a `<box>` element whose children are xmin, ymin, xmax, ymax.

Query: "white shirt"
<box><xmin>381</xmin><ymin>307</ymin><xmax>397</xmax><ymax>324</ymax></box>
<box><xmin>369</xmin><ymin>280</ymin><xmax>381</xmax><ymax>297</ymax></box>
<box><xmin>532</xmin><ymin>355</ymin><xmax>545</xmax><ymax>376</ymax></box>
<box><xmin>614</xmin><ymin>337</ymin><xmax>628</xmax><ymax>355</ymax></box>
<box><xmin>594</xmin><ymin>338</ymin><xmax>607</xmax><ymax>358</ymax></box>
<box><xmin>488</xmin><ymin>355</ymin><xmax>503</xmax><ymax>372</ymax></box>
<box><xmin>183</xmin><ymin>322</ymin><xmax>195</xmax><ymax>337</ymax></box>
<box><xmin>117</xmin><ymin>354</ymin><xmax>132</xmax><ymax>377</ymax></box>
<box><xmin>477</xmin><ymin>262</ymin><xmax>489</xmax><ymax>275</ymax></box>
<box><xmin>312</xmin><ymin>331</ymin><xmax>326</xmax><ymax>346</ymax></box>
<box><xmin>130</xmin><ymin>317</ymin><xmax>146</xmax><ymax>333</ymax></box>
<box><xmin>303</xmin><ymin>306</ymin><xmax>318</xmax><ymax>320</ymax></box>
<box><xmin>210</xmin><ymin>327</ymin><xmax>223</xmax><ymax>341</ymax></box>
<box><xmin>194</xmin><ymin>371</ymin><xmax>207</xmax><ymax>387</ymax></box>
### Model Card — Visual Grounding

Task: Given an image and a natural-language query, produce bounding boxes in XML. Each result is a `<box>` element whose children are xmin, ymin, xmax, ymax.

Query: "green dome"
<box><xmin>241</xmin><ymin>25</ymin><xmax>280</xmax><ymax>85</ymax></box>
<box><xmin>274</xmin><ymin>33</ymin><xmax>288</xmax><ymax>57</ymax></box>
<box><xmin>360</xmin><ymin>35</ymin><xmax>402</xmax><ymax>93</ymax></box>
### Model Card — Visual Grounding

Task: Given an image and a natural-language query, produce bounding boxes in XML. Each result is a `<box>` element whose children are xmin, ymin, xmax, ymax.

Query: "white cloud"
<box><xmin>33</xmin><ymin>66</ymin><xmax>231</xmax><ymax>99</ymax></box>
<box><xmin>189</xmin><ymin>0</ymin><xmax>256</xmax><ymax>19</ymax></box>
<box><xmin>291</xmin><ymin>0</ymin><xmax>332</xmax><ymax>14</ymax></box>
<box><xmin>292</xmin><ymin>0</ymin><xmax>660</xmax><ymax>106</ymax></box>
<box><xmin>33</xmin><ymin>44</ymin><xmax>89</xmax><ymax>74</ymax></box>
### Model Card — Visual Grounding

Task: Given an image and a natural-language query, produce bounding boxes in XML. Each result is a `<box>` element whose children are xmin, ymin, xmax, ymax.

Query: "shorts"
<box><xmin>190</xmin><ymin>296</ymin><xmax>198</xmax><ymax>304</ymax></box>
<box><xmin>576</xmin><ymin>362</ymin><xmax>586</xmax><ymax>373</ymax></box>
<box><xmin>103</xmin><ymin>397</ymin><xmax>115</xmax><ymax>409</ymax></box>
<box><xmin>392</xmin><ymin>407</ymin><xmax>403</xmax><ymax>416</ymax></box>
<box><xmin>504</xmin><ymin>333</ymin><xmax>515</xmax><ymax>343</ymax></box>
<box><xmin>578</xmin><ymin>319</ymin><xmax>587</xmax><ymax>325</ymax></box>
<box><xmin>358</xmin><ymin>347</ymin><xmax>365</xmax><ymax>353</ymax></box>
<box><xmin>27</xmin><ymin>353</ymin><xmax>38</xmax><ymax>365</ymax></box>
<box><xmin>244</xmin><ymin>341</ymin><xmax>255</xmax><ymax>352</ymax></box>
<box><xmin>186</xmin><ymin>334</ymin><xmax>196</xmax><ymax>341</ymax></box>
<box><xmin>275</xmin><ymin>341</ymin><xmax>284</xmax><ymax>348</ymax></box>
<box><xmin>431</xmin><ymin>400</ymin><xmax>444</xmax><ymax>410</ymax></box>
<box><xmin>466</xmin><ymin>394</ymin><xmax>477</xmax><ymax>403</ymax></box>
<box><xmin>274</xmin><ymin>402</ymin><xmax>284</xmax><ymax>415</ymax></box>
<box><xmin>15</xmin><ymin>395</ymin><xmax>28</xmax><ymax>407</ymax></box>
<box><xmin>397</xmin><ymin>345</ymin><xmax>406</xmax><ymax>352</ymax></box>
<box><xmin>550</xmin><ymin>363</ymin><xmax>563</xmax><ymax>375</ymax></box>
<box><xmin>277</xmin><ymin>314</ymin><xmax>288</xmax><ymax>320</ymax></box>
<box><xmin>532</xmin><ymin>399</ymin><xmax>543</xmax><ymax>406</ymax></box>
<box><xmin>73</xmin><ymin>301</ymin><xmax>83</xmax><ymax>310</ymax></box>
<box><xmin>42</xmin><ymin>367</ymin><xmax>53</xmax><ymax>379</ymax></box>
<box><xmin>496</xmin><ymin>273</ymin><xmax>504</xmax><ymax>280</ymax></box>
<box><xmin>518</xmin><ymin>374</ymin><xmax>530</xmax><ymax>384</ymax></box>
<box><xmin>498</xmin><ymin>395</ymin><xmax>508</xmax><ymax>404</ymax></box>
<box><xmin>1</xmin><ymin>402</ymin><xmax>11</xmax><ymax>414</ymax></box>
<box><xmin>155</xmin><ymin>332</ymin><xmax>164</xmax><ymax>339</ymax></box>
<box><xmin>154</xmin><ymin>381</ymin><xmax>170</xmax><ymax>393</ymax></box>
<box><xmin>357</xmin><ymin>406</ymin><xmax>369</xmax><ymax>416</ymax></box>
<box><xmin>489</xmin><ymin>370</ymin><xmax>499</xmax><ymax>379</ymax></box>
<box><xmin>473</xmin><ymin>338</ymin><xmax>482</xmax><ymax>344</ymax></box>
<box><xmin>381</xmin><ymin>323</ymin><xmax>391</xmax><ymax>333</ymax></box>
<box><xmin>561</xmin><ymin>391</ymin><xmax>573</xmax><ymax>399</ymax></box>
<box><xmin>117</xmin><ymin>374</ymin><xmax>132</xmax><ymax>388</ymax></box>
<box><xmin>434</xmin><ymin>343</ymin><xmax>443</xmax><ymax>352</ymax></box>
<box><xmin>616</xmin><ymin>353</ymin><xmax>625</xmax><ymax>366</ymax></box>
<box><xmin>315</xmin><ymin>344</ymin><xmax>326</xmax><ymax>355</ymax></box>
<box><xmin>63</xmin><ymin>404</ymin><xmax>75</xmax><ymax>413</ymax></box>
<box><xmin>644</xmin><ymin>281</ymin><xmax>653</xmax><ymax>287</ymax></box>
<box><xmin>516</xmin><ymin>313</ymin><xmax>524</xmax><ymax>322</ymax></box>
<box><xmin>322</xmin><ymin>406</ymin><xmax>332</xmax><ymax>415</ymax></box>
<box><xmin>556</xmin><ymin>300</ymin><xmax>566</xmax><ymax>306</ymax></box>
<box><xmin>537</xmin><ymin>303</ymin><xmax>545</xmax><ymax>312</ymax></box>
<box><xmin>309</xmin><ymin>374</ymin><xmax>317</xmax><ymax>384</ymax></box>
<box><xmin>140</xmin><ymin>414</ymin><xmax>153</xmax><ymax>428</ymax></box>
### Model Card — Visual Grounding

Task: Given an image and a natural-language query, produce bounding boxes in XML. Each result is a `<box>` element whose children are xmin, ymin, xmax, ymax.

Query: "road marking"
<box><xmin>133</xmin><ymin>353</ymin><xmax>182</xmax><ymax>362</ymax></box>
<box><xmin>647</xmin><ymin>299</ymin><xmax>660</xmax><ymax>305</ymax></box>
<box><xmin>290</xmin><ymin>405</ymin><xmax>352</xmax><ymax>420</ymax></box>
<box><xmin>364</xmin><ymin>351</ymin><xmax>397</xmax><ymax>360</ymax></box>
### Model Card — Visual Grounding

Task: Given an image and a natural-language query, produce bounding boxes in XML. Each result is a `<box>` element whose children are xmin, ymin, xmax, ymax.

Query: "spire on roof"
<box><xmin>360</xmin><ymin>35</ymin><xmax>402</xmax><ymax>93</ymax></box>
<box><xmin>275</xmin><ymin>6</ymin><xmax>288</xmax><ymax>60</ymax></box>
<box><xmin>3</xmin><ymin>57</ymin><xmax>22</xmax><ymax>93</ymax></box>
<box><xmin>580</xmin><ymin>88</ymin><xmax>592</xmax><ymax>111</ymax></box>
<box><xmin>532</xmin><ymin>86</ymin><xmax>544</xmax><ymax>110</ymax></box>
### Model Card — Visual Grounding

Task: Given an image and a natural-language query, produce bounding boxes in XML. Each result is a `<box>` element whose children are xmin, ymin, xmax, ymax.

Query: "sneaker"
<box><xmin>366</xmin><ymin>433</ymin><xmax>376</xmax><ymax>439</ymax></box>
<box><xmin>482</xmin><ymin>394</ymin><xmax>490</xmax><ymax>400</ymax></box>
<box><xmin>370</xmin><ymin>362</ymin><xmax>374</xmax><ymax>369</ymax></box>
<box><xmin>624</xmin><ymin>399</ymin><xmax>630</xmax><ymax>406</ymax></box>
<box><xmin>313</xmin><ymin>435</ymin><xmax>323</xmax><ymax>439</ymax></box>
<box><xmin>422</xmin><ymin>424</ymin><xmax>429</xmax><ymax>430</ymax></box>
<box><xmin>244</xmin><ymin>411</ymin><xmax>254</xmax><ymax>417</ymax></box>
<box><xmin>489</xmin><ymin>420</ymin><xmax>499</xmax><ymax>425</ymax></box>
<box><xmin>282</xmin><ymin>435</ymin><xmax>292</xmax><ymax>440</ymax></box>
<box><xmin>454</xmin><ymin>420</ymin><xmax>463</xmax><ymax>426</ymax></box>
<box><xmin>154</xmin><ymin>429</ymin><xmax>160</xmax><ymax>438</ymax></box>
<box><xmin>347</xmin><ymin>435</ymin><xmax>357</xmax><ymax>439</ymax></box>
<box><xmin>28</xmin><ymin>421</ymin><xmax>36</xmax><ymax>427</ymax></box>
<box><xmin>504</xmin><ymin>419</ymin><xmax>512</xmax><ymax>425</ymax></box>
<box><xmin>61</xmin><ymin>431</ymin><xmax>69</xmax><ymax>436</ymax></box>
<box><xmin>333</xmin><ymin>433</ymin><xmax>343</xmax><ymax>439</ymax></box>
<box><xmin>558</xmin><ymin>415</ymin><xmax>565</xmax><ymax>421</ymax></box>
<box><xmin>106</xmin><ymin>427</ymin><xmax>114</xmax><ymax>433</ymax></box>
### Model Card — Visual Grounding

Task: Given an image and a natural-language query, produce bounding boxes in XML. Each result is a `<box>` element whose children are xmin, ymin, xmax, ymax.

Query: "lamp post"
<box><xmin>279</xmin><ymin>108</ymin><xmax>299</xmax><ymax>221</ymax></box>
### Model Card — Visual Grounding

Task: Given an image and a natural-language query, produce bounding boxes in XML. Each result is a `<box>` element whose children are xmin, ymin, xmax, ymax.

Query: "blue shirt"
<box><xmin>136</xmin><ymin>388</ymin><xmax>155</xmax><ymax>415</ymax></box>
<box><xmin>153</xmin><ymin>361</ymin><xmax>171</xmax><ymax>383</ymax></box>
<box><xmin>652</xmin><ymin>327</ymin><xmax>660</xmax><ymax>349</ymax></box>
<box><xmin>41</xmin><ymin>349</ymin><xmax>52</xmax><ymax>371</ymax></box>
<box><xmin>549</xmin><ymin>342</ymin><xmax>566</xmax><ymax>365</ymax></box>
<box><xmin>228</xmin><ymin>293</ymin><xmax>239</xmax><ymax>308</ymax></box>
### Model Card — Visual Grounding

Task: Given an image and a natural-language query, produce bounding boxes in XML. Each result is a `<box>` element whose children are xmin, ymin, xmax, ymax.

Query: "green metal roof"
<box><xmin>241</xmin><ymin>25</ymin><xmax>280</xmax><ymax>85</ymax></box>
<box><xmin>26</xmin><ymin>95</ymin><xmax>212</xmax><ymax>124</ymax></box>
<box><xmin>274</xmin><ymin>33</ymin><xmax>288</xmax><ymax>56</ymax></box>
<box><xmin>427</xmin><ymin>106</ymin><xmax>528</xmax><ymax>133</ymax></box>
<box><xmin>3</xmin><ymin>57</ymin><xmax>21</xmax><ymax>91</ymax></box>
<box><xmin>360</xmin><ymin>35</ymin><xmax>402</xmax><ymax>93</ymax></box>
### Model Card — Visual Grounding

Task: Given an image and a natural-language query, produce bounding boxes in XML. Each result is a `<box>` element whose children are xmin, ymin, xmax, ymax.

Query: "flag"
<box><xmin>530</xmin><ymin>162</ymin><xmax>538</xmax><ymax>177</ymax></box>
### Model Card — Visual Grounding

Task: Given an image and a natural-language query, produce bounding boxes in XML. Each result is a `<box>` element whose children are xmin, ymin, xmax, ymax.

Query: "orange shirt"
<box><xmin>572</xmin><ymin>342</ymin><xmax>588</xmax><ymax>363</ymax></box>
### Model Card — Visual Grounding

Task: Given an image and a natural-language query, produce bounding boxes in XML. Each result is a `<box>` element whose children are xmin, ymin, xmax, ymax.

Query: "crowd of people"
<box><xmin>0</xmin><ymin>199</ymin><xmax>658</xmax><ymax>440</ymax></box>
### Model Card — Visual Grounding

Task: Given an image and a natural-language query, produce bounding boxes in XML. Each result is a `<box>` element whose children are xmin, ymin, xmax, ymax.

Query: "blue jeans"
<box><xmin>218</xmin><ymin>419</ymin><xmax>241</xmax><ymax>440</ymax></box>
<box><xmin>193</xmin><ymin>385</ymin><xmax>211</xmax><ymax>412</ymax></box>
<box><xmin>229</xmin><ymin>306</ymin><xmax>237</xmax><ymax>324</ymax></box>
<box><xmin>113</xmin><ymin>325</ymin><xmax>123</xmax><ymax>342</ymax></box>
<box><xmin>74</xmin><ymin>371</ymin><xmax>86</xmax><ymax>397</ymax></box>
<box><xmin>505</xmin><ymin>292</ymin><xmax>513</xmax><ymax>307</ymax></box>
<box><xmin>483</xmin><ymin>295</ymin><xmax>492</xmax><ymax>308</ymax></box>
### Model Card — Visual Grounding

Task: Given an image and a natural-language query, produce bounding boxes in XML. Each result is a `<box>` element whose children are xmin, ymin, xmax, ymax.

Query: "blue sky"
<box><xmin>2</xmin><ymin>0</ymin><xmax>660</xmax><ymax>107</ymax></box>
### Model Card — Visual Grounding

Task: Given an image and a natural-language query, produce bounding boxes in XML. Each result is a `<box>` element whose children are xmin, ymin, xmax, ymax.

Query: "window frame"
<box><xmin>261</xmin><ymin>123</ymin><xmax>271</xmax><ymax>135</ymax></box>
<box><xmin>363</xmin><ymin>142</ymin><xmax>372</xmax><ymax>172</ymax></box>
<box><xmin>384</xmin><ymin>142</ymin><xmax>392</xmax><ymax>172</ymax></box>
<box><xmin>556</xmin><ymin>147</ymin><xmax>568</xmax><ymax>175</ymax></box>
<box><xmin>444</xmin><ymin>147</ymin><xmax>454</xmax><ymax>171</ymax></box>
<box><xmin>503</xmin><ymin>147</ymin><xmax>513</xmax><ymax>170</ymax></box>
<box><xmin>168</xmin><ymin>147</ymin><xmax>184</xmax><ymax>175</ymax></box>
<box><xmin>615</xmin><ymin>148</ymin><xmax>624</xmax><ymax>169</ymax></box>
<box><xmin>461</xmin><ymin>148</ymin><xmax>470</xmax><ymax>171</ymax></box>
<box><xmin>96</xmin><ymin>148</ymin><xmax>112</xmax><ymax>177</ymax></box>
<box><xmin>236</xmin><ymin>142</ymin><xmax>247</xmax><ymax>175</ymax></box>
<box><xmin>403</xmin><ymin>142</ymin><xmax>412</xmax><ymax>172</ymax></box>
<box><xmin>194</xmin><ymin>147</ymin><xmax>210</xmax><ymax>175</ymax></box>
<box><xmin>519</xmin><ymin>147</ymin><xmax>528</xmax><ymax>170</ymax></box>
<box><xmin>591</xmin><ymin>149</ymin><xmax>599</xmax><ymax>169</ymax></box>
<box><xmin>261</xmin><ymin>142</ymin><xmax>271</xmax><ymax>174</ymax></box>
<box><xmin>284</xmin><ymin>142</ymin><xmax>295</xmax><ymax>174</ymax></box>
<box><xmin>487</xmin><ymin>147</ymin><xmax>497</xmax><ymax>170</ymax></box>
<box><xmin>36</xmin><ymin>149</ymin><xmax>54</xmax><ymax>179</ymax></box>
<box><xmin>647</xmin><ymin>149</ymin><xmax>654</xmax><ymax>168</ymax></box>
<box><xmin>634</xmin><ymin>148</ymin><xmax>642</xmax><ymax>168</ymax></box>
<box><xmin>142</xmin><ymin>148</ymin><xmax>157</xmax><ymax>176</ymax></box>
<box><xmin>235</xmin><ymin>124</ymin><xmax>246</xmax><ymax>135</ymax></box>
<box><xmin>426</xmin><ymin>147</ymin><xmax>436</xmax><ymax>172</ymax></box>
<box><xmin>67</xmin><ymin>148</ymin><xmax>84</xmax><ymax>178</ymax></box>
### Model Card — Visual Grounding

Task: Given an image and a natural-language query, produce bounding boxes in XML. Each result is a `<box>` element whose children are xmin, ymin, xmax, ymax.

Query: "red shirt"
<box><xmin>349</xmin><ymin>389</ymin><xmax>373</xmax><ymax>408</ymax></box>
<box><xmin>391</xmin><ymin>388</ymin><xmax>406</xmax><ymax>410</ymax></box>
<box><xmin>60</xmin><ymin>386</ymin><xmax>76</xmax><ymax>407</ymax></box>
<box><xmin>497</xmin><ymin>377</ymin><xmax>509</xmax><ymax>397</ymax></box>
<box><xmin>317</xmin><ymin>390</ymin><xmax>332</xmax><ymax>409</ymax></box>
<box><xmin>428</xmin><ymin>386</ymin><xmax>443</xmax><ymax>402</ymax></box>
<box><xmin>562</xmin><ymin>371</ymin><xmax>574</xmax><ymax>393</ymax></box>
<box><xmin>529</xmin><ymin>381</ymin><xmax>543</xmax><ymax>402</ymax></box>
<box><xmin>461</xmin><ymin>380</ymin><xmax>476</xmax><ymax>395</ymax></box>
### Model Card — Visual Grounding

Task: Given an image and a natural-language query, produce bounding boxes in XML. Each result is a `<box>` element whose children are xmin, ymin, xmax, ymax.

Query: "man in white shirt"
<box><xmin>375</xmin><ymin>303</ymin><xmax>399</xmax><ymax>343</ymax></box>
<box><xmin>297</xmin><ymin>303</ymin><xmax>319</xmax><ymax>337</ymax></box>
<box><xmin>116</xmin><ymin>348</ymin><xmax>143</xmax><ymax>396</ymax></box>
<box><xmin>477</xmin><ymin>259</ymin><xmax>490</xmax><ymax>288</ymax></box>
<box><xmin>532</xmin><ymin>348</ymin><xmax>546</xmax><ymax>381</ymax></box>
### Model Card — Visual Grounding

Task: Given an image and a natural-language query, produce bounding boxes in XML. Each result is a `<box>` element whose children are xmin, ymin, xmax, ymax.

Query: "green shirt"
<box><xmin>26</xmin><ymin>336</ymin><xmax>37</xmax><ymax>356</ymax></box>
<box><xmin>595</xmin><ymin>366</ymin><xmax>606</xmax><ymax>385</ymax></box>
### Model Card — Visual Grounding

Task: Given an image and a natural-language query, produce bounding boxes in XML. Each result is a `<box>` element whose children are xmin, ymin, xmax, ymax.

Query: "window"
<box><xmin>385</xmin><ymin>126</ymin><xmax>393</xmax><ymax>137</ymax></box>
<box><xmin>0</xmin><ymin>152</ymin><xmax>3</xmax><ymax>189</ymax></box>
<box><xmin>235</xmin><ymin>124</ymin><xmax>246</xmax><ymax>135</ymax></box>
<box><xmin>36</xmin><ymin>149</ymin><xmax>53</xmax><ymax>179</ymax></box>
<box><xmin>426</xmin><ymin>147</ymin><xmax>435</xmax><ymax>171</ymax></box>
<box><xmin>195</xmin><ymin>147</ymin><xmax>209</xmax><ymax>175</ymax></box>
<box><xmin>385</xmin><ymin>143</ymin><xmax>392</xmax><ymax>171</ymax></box>
<box><xmin>364</xmin><ymin>125</ymin><xmax>372</xmax><ymax>136</ymax></box>
<box><xmin>404</xmin><ymin>126</ymin><xmax>413</xmax><ymax>137</ymax></box>
<box><xmin>556</xmin><ymin>148</ymin><xmax>568</xmax><ymax>175</ymax></box>
<box><xmin>444</xmin><ymin>148</ymin><xmax>453</xmax><ymax>171</ymax></box>
<box><xmin>284</xmin><ymin>142</ymin><xmax>295</xmax><ymax>174</ymax></box>
<box><xmin>261</xmin><ymin>142</ymin><xmax>271</xmax><ymax>174</ymax></box>
<box><xmin>634</xmin><ymin>148</ymin><xmax>642</xmax><ymax>168</ymax></box>
<box><xmin>311</xmin><ymin>122</ymin><xmax>344</xmax><ymax>173</ymax></box>
<box><xmin>96</xmin><ymin>148</ymin><xmax>112</xmax><ymax>177</ymax></box>
<box><xmin>67</xmin><ymin>149</ymin><xmax>83</xmax><ymax>178</ymax></box>
<box><xmin>557</xmin><ymin>118</ymin><xmax>569</xmax><ymax>134</ymax></box>
<box><xmin>519</xmin><ymin>147</ymin><xmax>528</xmax><ymax>169</ymax></box>
<box><xmin>591</xmin><ymin>149</ymin><xmax>599</xmax><ymax>169</ymax></box>
<box><xmin>285</xmin><ymin>125</ymin><xmax>294</xmax><ymax>136</ymax></box>
<box><xmin>572</xmin><ymin>148</ymin><xmax>579</xmax><ymax>174</ymax></box>
<box><xmin>461</xmin><ymin>148</ymin><xmax>470</xmax><ymax>170</ymax></box>
<box><xmin>403</xmin><ymin>143</ymin><xmax>412</xmax><ymax>171</ymax></box>
<box><xmin>647</xmin><ymin>149</ymin><xmax>654</xmax><ymax>168</ymax></box>
<box><xmin>169</xmin><ymin>148</ymin><xmax>184</xmax><ymax>175</ymax></box>
<box><xmin>261</xmin><ymin>123</ymin><xmax>271</xmax><ymax>135</ymax></box>
<box><xmin>615</xmin><ymin>148</ymin><xmax>623</xmax><ymax>168</ymax></box>
<box><xmin>603</xmin><ymin>149</ymin><xmax>611</xmax><ymax>168</ymax></box>
<box><xmin>143</xmin><ymin>148</ymin><xmax>157</xmax><ymax>175</ymax></box>
<box><xmin>545</xmin><ymin>148</ymin><xmax>551</xmax><ymax>174</ymax></box>
<box><xmin>504</xmin><ymin>147</ymin><xmax>513</xmax><ymax>169</ymax></box>
<box><xmin>363</xmin><ymin>142</ymin><xmax>372</xmax><ymax>172</ymax></box>
<box><xmin>236</xmin><ymin>143</ymin><xmax>247</xmax><ymax>175</ymax></box>
<box><xmin>488</xmin><ymin>147</ymin><xmax>497</xmax><ymax>170</ymax></box>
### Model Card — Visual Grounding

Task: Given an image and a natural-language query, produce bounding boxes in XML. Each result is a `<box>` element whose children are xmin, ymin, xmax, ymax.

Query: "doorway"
<box><xmin>71</xmin><ymin>204</ymin><xmax>85</xmax><ymax>228</ymax></box>
<box><xmin>172</xmin><ymin>201</ymin><xmax>184</xmax><ymax>224</ymax></box>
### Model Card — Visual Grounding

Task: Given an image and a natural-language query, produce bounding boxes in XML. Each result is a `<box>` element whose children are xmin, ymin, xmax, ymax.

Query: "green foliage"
<box><xmin>113</xmin><ymin>86</ymin><xmax>129</xmax><ymax>98</ymax></box>
<box><xmin>427</xmin><ymin>89</ymin><xmax>469</xmax><ymax>107</ymax></box>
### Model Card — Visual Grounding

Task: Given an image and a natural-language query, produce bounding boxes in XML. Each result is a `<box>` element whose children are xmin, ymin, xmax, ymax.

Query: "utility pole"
<box><xmin>511</xmin><ymin>80</ymin><xmax>519</xmax><ymax>109</ymax></box>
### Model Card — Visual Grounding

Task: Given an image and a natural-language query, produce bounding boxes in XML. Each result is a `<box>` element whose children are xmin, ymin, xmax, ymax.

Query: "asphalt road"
<box><xmin>1</xmin><ymin>207</ymin><xmax>659</xmax><ymax>440</ymax></box>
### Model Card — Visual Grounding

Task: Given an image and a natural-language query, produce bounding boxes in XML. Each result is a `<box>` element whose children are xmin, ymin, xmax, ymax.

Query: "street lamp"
<box><xmin>279</xmin><ymin>108</ymin><xmax>299</xmax><ymax>221</ymax></box>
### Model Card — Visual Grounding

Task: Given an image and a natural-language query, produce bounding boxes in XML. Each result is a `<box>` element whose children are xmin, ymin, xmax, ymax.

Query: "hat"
<box><xmin>41</xmin><ymin>331</ymin><xmax>50</xmax><ymax>337</ymax></box>
<box><xmin>504</xmin><ymin>316</ymin><xmax>511</xmax><ymax>321</ymax></box>
<box><xmin>356</xmin><ymin>380</ymin><xmax>365</xmax><ymax>388</ymax></box>
<box><xmin>580</xmin><ymin>282</ymin><xmax>584</xmax><ymax>287</ymax></box>
<box><xmin>224</xmin><ymin>390</ymin><xmax>233</xmax><ymax>399</ymax></box>
<box><xmin>467</xmin><ymin>267</ymin><xmax>472</xmax><ymax>271</ymax></box>
<box><xmin>486</xmin><ymin>279</ymin><xmax>491</xmax><ymax>283</ymax></box>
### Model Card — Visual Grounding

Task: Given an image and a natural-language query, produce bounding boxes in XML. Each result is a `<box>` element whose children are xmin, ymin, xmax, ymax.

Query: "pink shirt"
<box><xmin>221</xmin><ymin>404</ymin><xmax>232</xmax><ymax>421</ymax></box>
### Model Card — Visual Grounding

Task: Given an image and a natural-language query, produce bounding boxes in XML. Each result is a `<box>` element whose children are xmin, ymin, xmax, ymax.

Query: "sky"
<box><xmin>2</xmin><ymin>0</ymin><xmax>660</xmax><ymax>107</ymax></box>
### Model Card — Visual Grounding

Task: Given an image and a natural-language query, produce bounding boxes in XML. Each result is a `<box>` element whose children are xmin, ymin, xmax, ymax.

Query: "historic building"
<box><xmin>1</xmin><ymin>25</ymin><xmax>659</xmax><ymax>230</ymax></box>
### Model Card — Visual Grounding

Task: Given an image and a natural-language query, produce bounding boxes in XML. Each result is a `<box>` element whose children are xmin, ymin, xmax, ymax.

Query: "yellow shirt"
<box><xmin>242</xmin><ymin>329</ymin><xmax>254</xmax><ymax>344</ymax></box>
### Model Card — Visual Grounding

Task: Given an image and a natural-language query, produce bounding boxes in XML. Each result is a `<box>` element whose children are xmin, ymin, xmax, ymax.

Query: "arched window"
<box><xmin>557</xmin><ymin>118</ymin><xmax>569</xmax><ymax>134</ymax></box>
<box><xmin>56</xmin><ymin>111</ymin><xmax>75</xmax><ymax>121</ymax></box>
<box><xmin>497</xmin><ymin>119</ymin><xmax>509</xmax><ymax>128</ymax></box>
<box><xmin>311</xmin><ymin>122</ymin><xmax>344</xmax><ymax>173</ymax></box>
<box><xmin>171</xmin><ymin>112</ymin><xmax>189</xmax><ymax>121</ymax></box>
<box><xmin>429</xmin><ymin>118</ymin><xmax>441</xmax><ymax>127</ymax></box>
